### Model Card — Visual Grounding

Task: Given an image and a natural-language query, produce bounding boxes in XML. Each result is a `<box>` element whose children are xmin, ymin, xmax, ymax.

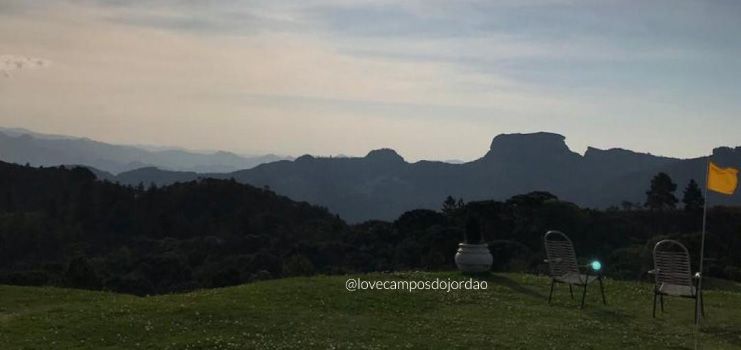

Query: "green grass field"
<box><xmin>1</xmin><ymin>272</ymin><xmax>740</xmax><ymax>349</ymax></box>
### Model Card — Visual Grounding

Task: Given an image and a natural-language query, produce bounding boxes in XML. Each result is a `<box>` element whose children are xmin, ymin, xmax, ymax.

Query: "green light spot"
<box><xmin>591</xmin><ymin>261</ymin><xmax>602</xmax><ymax>271</ymax></box>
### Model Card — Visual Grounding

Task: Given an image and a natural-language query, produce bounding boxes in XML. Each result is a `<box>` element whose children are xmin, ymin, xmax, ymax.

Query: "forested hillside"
<box><xmin>1</xmin><ymin>161</ymin><xmax>740</xmax><ymax>296</ymax></box>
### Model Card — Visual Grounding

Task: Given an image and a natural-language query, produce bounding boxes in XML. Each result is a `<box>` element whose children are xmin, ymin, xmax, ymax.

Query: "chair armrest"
<box><xmin>648</xmin><ymin>269</ymin><xmax>657</xmax><ymax>274</ymax></box>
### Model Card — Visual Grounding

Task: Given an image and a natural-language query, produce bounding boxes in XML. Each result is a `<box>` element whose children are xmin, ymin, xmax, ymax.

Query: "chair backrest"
<box><xmin>653</xmin><ymin>240</ymin><xmax>692</xmax><ymax>287</ymax></box>
<box><xmin>544</xmin><ymin>230</ymin><xmax>579</xmax><ymax>277</ymax></box>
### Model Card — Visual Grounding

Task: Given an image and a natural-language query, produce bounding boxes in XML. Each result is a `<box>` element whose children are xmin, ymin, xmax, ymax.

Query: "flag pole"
<box><xmin>697</xmin><ymin>159</ymin><xmax>710</xmax><ymax>326</ymax></box>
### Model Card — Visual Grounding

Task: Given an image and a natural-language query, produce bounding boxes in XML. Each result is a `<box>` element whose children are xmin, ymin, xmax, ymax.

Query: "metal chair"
<box><xmin>544</xmin><ymin>230</ymin><xmax>606</xmax><ymax>308</ymax></box>
<box><xmin>649</xmin><ymin>239</ymin><xmax>704</xmax><ymax>323</ymax></box>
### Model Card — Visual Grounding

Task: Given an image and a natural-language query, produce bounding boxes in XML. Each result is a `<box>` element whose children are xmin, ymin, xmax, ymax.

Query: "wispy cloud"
<box><xmin>0</xmin><ymin>55</ymin><xmax>51</xmax><ymax>78</ymax></box>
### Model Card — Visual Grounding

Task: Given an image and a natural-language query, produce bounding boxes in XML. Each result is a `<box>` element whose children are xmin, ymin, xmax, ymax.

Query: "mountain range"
<box><xmin>3</xmin><ymin>128</ymin><xmax>741</xmax><ymax>222</ymax></box>
<box><xmin>0</xmin><ymin>127</ymin><xmax>291</xmax><ymax>173</ymax></box>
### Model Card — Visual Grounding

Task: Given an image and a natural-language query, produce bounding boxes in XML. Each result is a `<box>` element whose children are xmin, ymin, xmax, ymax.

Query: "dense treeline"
<box><xmin>0</xmin><ymin>161</ymin><xmax>740</xmax><ymax>295</ymax></box>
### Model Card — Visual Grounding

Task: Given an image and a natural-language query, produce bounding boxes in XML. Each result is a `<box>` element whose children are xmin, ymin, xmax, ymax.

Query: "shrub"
<box><xmin>64</xmin><ymin>257</ymin><xmax>101</xmax><ymax>290</ymax></box>
<box><xmin>282</xmin><ymin>255</ymin><xmax>315</xmax><ymax>276</ymax></box>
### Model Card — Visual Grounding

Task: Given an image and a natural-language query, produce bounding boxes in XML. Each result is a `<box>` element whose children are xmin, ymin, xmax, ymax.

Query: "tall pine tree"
<box><xmin>682</xmin><ymin>179</ymin><xmax>704</xmax><ymax>212</ymax></box>
<box><xmin>645</xmin><ymin>172</ymin><xmax>678</xmax><ymax>211</ymax></box>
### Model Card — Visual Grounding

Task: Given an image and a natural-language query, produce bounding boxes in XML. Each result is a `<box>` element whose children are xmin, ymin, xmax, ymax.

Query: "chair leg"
<box><xmin>652</xmin><ymin>291</ymin><xmax>657</xmax><ymax>318</ymax></box>
<box><xmin>660</xmin><ymin>294</ymin><xmax>664</xmax><ymax>313</ymax></box>
<box><xmin>569</xmin><ymin>284</ymin><xmax>574</xmax><ymax>299</ymax></box>
<box><xmin>580</xmin><ymin>283</ymin><xmax>588</xmax><ymax>309</ymax></box>
<box><xmin>548</xmin><ymin>280</ymin><xmax>555</xmax><ymax>304</ymax></box>
<box><xmin>598</xmin><ymin>277</ymin><xmax>606</xmax><ymax>305</ymax></box>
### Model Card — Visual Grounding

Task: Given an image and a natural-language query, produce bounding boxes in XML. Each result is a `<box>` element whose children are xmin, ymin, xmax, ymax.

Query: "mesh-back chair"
<box><xmin>650</xmin><ymin>239</ymin><xmax>704</xmax><ymax>323</ymax></box>
<box><xmin>544</xmin><ymin>230</ymin><xmax>606</xmax><ymax>308</ymax></box>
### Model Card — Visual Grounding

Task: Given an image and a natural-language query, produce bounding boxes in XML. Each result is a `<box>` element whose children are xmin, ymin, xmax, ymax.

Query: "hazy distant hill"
<box><xmin>86</xmin><ymin>132</ymin><xmax>740</xmax><ymax>222</ymax></box>
<box><xmin>116</xmin><ymin>167</ymin><xmax>201</xmax><ymax>187</ymax></box>
<box><xmin>0</xmin><ymin>128</ymin><xmax>291</xmax><ymax>173</ymax></box>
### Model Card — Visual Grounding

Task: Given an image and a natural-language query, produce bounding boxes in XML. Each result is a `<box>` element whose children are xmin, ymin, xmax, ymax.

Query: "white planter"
<box><xmin>455</xmin><ymin>243</ymin><xmax>493</xmax><ymax>273</ymax></box>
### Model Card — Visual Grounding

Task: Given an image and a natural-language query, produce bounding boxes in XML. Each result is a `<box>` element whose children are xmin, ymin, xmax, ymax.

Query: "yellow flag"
<box><xmin>707</xmin><ymin>161</ymin><xmax>739</xmax><ymax>195</ymax></box>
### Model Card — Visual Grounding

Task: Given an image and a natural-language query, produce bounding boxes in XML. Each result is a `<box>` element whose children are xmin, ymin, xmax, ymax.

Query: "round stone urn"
<box><xmin>454</xmin><ymin>243</ymin><xmax>493</xmax><ymax>273</ymax></box>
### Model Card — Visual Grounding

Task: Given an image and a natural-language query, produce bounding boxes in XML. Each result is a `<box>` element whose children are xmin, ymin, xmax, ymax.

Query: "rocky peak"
<box><xmin>484</xmin><ymin>132</ymin><xmax>577</xmax><ymax>161</ymax></box>
<box><xmin>584</xmin><ymin>147</ymin><xmax>640</xmax><ymax>160</ymax></box>
<box><xmin>295</xmin><ymin>154</ymin><xmax>315</xmax><ymax>163</ymax></box>
<box><xmin>364</xmin><ymin>148</ymin><xmax>405</xmax><ymax>163</ymax></box>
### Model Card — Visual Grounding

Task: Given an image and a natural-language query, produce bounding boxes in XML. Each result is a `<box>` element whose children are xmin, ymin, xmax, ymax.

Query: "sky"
<box><xmin>1</xmin><ymin>0</ymin><xmax>741</xmax><ymax>161</ymax></box>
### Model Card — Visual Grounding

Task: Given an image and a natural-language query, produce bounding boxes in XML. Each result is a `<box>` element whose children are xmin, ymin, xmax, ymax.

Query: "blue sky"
<box><xmin>1</xmin><ymin>0</ymin><xmax>741</xmax><ymax>160</ymax></box>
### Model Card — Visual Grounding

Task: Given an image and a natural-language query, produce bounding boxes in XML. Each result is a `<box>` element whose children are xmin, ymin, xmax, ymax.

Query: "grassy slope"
<box><xmin>1</xmin><ymin>272</ymin><xmax>741</xmax><ymax>349</ymax></box>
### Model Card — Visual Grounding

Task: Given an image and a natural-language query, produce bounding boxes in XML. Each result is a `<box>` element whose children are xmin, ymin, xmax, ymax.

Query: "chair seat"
<box><xmin>658</xmin><ymin>283</ymin><xmax>696</xmax><ymax>297</ymax></box>
<box><xmin>554</xmin><ymin>273</ymin><xmax>598</xmax><ymax>285</ymax></box>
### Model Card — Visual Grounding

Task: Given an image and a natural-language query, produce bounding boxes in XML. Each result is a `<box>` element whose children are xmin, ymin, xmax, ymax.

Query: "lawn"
<box><xmin>1</xmin><ymin>272</ymin><xmax>740</xmax><ymax>349</ymax></box>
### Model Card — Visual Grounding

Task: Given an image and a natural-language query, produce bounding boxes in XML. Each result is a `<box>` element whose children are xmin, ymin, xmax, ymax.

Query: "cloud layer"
<box><xmin>1</xmin><ymin>0</ymin><xmax>740</xmax><ymax>160</ymax></box>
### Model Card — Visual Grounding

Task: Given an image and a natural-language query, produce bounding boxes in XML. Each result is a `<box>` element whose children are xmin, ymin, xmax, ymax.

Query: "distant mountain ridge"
<box><xmin>3</xmin><ymin>129</ymin><xmax>741</xmax><ymax>222</ymax></box>
<box><xmin>0</xmin><ymin>128</ymin><xmax>292</xmax><ymax>173</ymax></box>
<box><xmin>102</xmin><ymin>132</ymin><xmax>741</xmax><ymax>222</ymax></box>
